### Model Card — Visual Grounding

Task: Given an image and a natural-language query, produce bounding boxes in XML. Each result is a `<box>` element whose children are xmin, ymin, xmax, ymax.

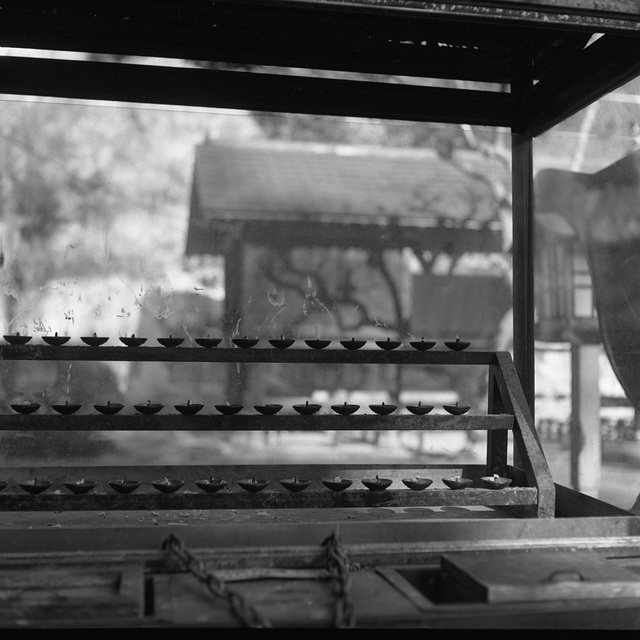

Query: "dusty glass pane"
<box><xmin>533</xmin><ymin>76</ymin><xmax>640</xmax><ymax>509</ymax></box>
<box><xmin>0</xmin><ymin>97</ymin><xmax>512</xmax><ymax>470</ymax></box>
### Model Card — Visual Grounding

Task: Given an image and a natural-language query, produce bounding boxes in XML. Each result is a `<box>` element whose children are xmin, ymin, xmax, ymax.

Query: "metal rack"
<box><xmin>4</xmin><ymin>1</ymin><xmax>640</xmax><ymax>629</ymax></box>
<box><xmin>0</xmin><ymin>343</ymin><xmax>554</xmax><ymax>517</ymax></box>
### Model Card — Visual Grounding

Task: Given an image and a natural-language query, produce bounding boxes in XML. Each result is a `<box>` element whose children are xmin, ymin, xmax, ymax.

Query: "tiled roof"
<box><xmin>190</xmin><ymin>140</ymin><xmax>509</xmax><ymax>227</ymax></box>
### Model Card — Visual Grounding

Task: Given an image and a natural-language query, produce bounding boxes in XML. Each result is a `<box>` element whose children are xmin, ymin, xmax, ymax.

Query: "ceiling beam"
<box><xmin>523</xmin><ymin>33</ymin><xmax>640</xmax><ymax>136</ymax></box>
<box><xmin>0</xmin><ymin>26</ymin><xmax>518</xmax><ymax>84</ymax></box>
<box><xmin>185</xmin><ymin>219</ymin><xmax>503</xmax><ymax>254</ymax></box>
<box><xmin>0</xmin><ymin>1</ymin><xmax>535</xmax><ymax>84</ymax></box>
<box><xmin>529</xmin><ymin>32</ymin><xmax>594</xmax><ymax>84</ymax></box>
<box><xmin>0</xmin><ymin>56</ymin><xmax>519</xmax><ymax>127</ymax></box>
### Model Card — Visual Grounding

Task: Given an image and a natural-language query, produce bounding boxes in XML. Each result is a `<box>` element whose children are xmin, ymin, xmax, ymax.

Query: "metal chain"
<box><xmin>162</xmin><ymin>533</ymin><xmax>272</xmax><ymax>628</ymax></box>
<box><xmin>162</xmin><ymin>531</ymin><xmax>358</xmax><ymax>628</ymax></box>
<box><xmin>321</xmin><ymin>530</ymin><xmax>358</xmax><ymax>628</ymax></box>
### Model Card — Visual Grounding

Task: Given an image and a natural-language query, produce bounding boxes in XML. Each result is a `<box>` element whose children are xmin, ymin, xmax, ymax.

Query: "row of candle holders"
<box><xmin>2</xmin><ymin>333</ymin><xmax>472</xmax><ymax>351</ymax></box>
<box><xmin>8</xmin><ymin>400</ymin><xmax>471</xmax><ymax>416</ymax></box>
<box><xmin>0</xmin><ymin>474</ymin><xmax>512</xmax><ymax>495</ymax></box>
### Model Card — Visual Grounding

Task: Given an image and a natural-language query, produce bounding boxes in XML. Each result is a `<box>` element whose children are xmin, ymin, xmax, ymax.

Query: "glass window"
<box><xmin>0</xmin><ymin>88</ymin><xmax>512</xmax><ymax>470</ymax></box>
<box><xmin>534</xmin><ymin>77</ymin><xmax>640</xmax><ymax>508</ymax></box>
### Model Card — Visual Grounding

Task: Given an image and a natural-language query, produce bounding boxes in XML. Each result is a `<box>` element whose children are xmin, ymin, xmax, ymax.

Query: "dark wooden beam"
<box><xmin>511</xmin><ymin>133</ymin><xmax>535</xmax><ymax>414</ymax></box>
<box><xmin>524</xmin><ymin>33</ymin><xmax>640</xmax><ymax>136</ymax></box>
<box><xmin>0</xmin><ymin>2</ymin><xmax>521</xmax><ymax>83</ymax></box>
<box><xmin>0</xmin><ymin>56</ymin><xmax>519</xmax><ymax>127</ymax></box>
<box><xmin>186</xmin><ymin>219</ymin><xmax>503</xmax><ymax>255</ymax></box>
<box><xmin>529</xmin><ymin>32</ymin><xmax>594</xmax><ymax>84</ymax></box>
<box><xmin>287</xmin><ymin>0</ymin><xmax>640</xmax><ymax>31</ymax></box>
<box><xmin>1</xmin><ymin>0</ymin><xmax>632</xmax><ymax>107</ymax></box>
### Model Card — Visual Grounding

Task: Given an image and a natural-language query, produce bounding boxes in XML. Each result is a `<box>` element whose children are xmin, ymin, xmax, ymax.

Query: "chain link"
<box><xmin>321</xmin><ymin>530</ymin><xmax>358</xmax><ymax>628</ymax></box>
<box><xmin>162</xmin><ymin>530</ymin><xmax>358</xmax><ymax>628</ymax></box>
<box><xmin>162</xmin><ymin>533</ymin><xmax>272</xmax><ymax>628</ymax></box>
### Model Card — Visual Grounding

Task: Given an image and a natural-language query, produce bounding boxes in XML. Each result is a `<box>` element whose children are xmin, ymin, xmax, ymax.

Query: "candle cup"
<box><xmin>268</xmin><ymin>337</ymin><xmax>295</xmax><ymax>349</ymax></box>
<box><xmin>237</xmin><ymin>478</ymin><xmax>269</xmax><ymax>493</ymax></box>
<box><xmin>369</xmin><ymin>403</ymin><xmax>397</xmax><ymax>416</ymax></box>
<box><xmin>157</xmin><ymin>336</ymin><xmax>184</xmax><ymax>347</ymax></box>
<box><xmin>406</xmin><ymin>403</ymin><xmax>434</xmax><ymax>416</ymax></box>
<box><xmin>402</xmin><ymin>477</ymin><xmax>433</xmax><ymax>491</ymax></box>
<box><xmin>63</xmin><ymin>480</ymin><xmax>97</xmax><ymax>494</ymax></box>
<box><xmin>375</xmin><ymin>338</ymin><xmax>402</xmax><ymax>350</ymax></box>
<box><xmin>305</xmin><ymin>339</ymin><xmax>331</xmax><ymax>350</ymax></box>
<box><xmin>444</xmin><ymin>338</ymin><xmax>471</xmax><ymax>351</ymax></box>
<box><xmin>321</xmin><ymin>477</ymin><xmax>353</xmax><ymax>492</ymax></box>
<box><xmin>293</xmin><ymin>401</ymin><xmax>322</xmax><ymax>416</ymax></box>
<box><xmin>442</xmin><ymin>476</ymin><xmax>473</xmax><ymax>490</ymax></box>
<box><xmin>480</xmin><ymin>475</ymin><xmax>512</xmax><ymax>490</ymax></box>
<box><xmin>232</xmin><ymin>337</ymin><xmax>259</xmax><ymax>348</ymax></box>
<box><xmin>195</xmin><ymin>478</ymin><xmax>227</xmax><ymax>493</ymax></box>
<box><xmin>214</xmin><ymin>404</ymin><xmax>243</xmax><ymax>415</ymax></box>
<box><xmin>10</xmin><ymin>402</ymin><xmax>41</xmax><ymax>415</ymax></box>
<box><xmin>134</xmin><ymin>402</ymin><xmax>163</xmax><ymax>415</ymax></box>
<box><xmin>3</xmin><ymin>333</ymin><xmax>32</xmax><ymax>345</ymax></box>
<box><xmin>195</xmin><ymin>337</ymin><xmax>222</xmax><ymax>348</ymax></box>
<box><xmin>151</xmin><ymin>478</ymin><xmax>184</xmax><ymax>493</ymax></box>
<box><xmin>19</xmin><ymin>479</ymin><xmax>52</xmax><ymax>494</ymax></box>
<box><xmin>409</xmin><ymin>339</ymin><xmax>436</xmax><ymax>351</ymax></box>
<box><xmin>361</xmin><ymin>476</ymin><xmax>393</xmax><ymax>491</ymax></box>
<box><xmin>94</xmin><ymin>402</ymin><xmax>124</xmax><ymax>415</ymax></box>
<box><xmin>331</xmin><ymin>402</ymin><xmax>359</xmax><ymax>416</ymax></box>
<box><xmin>108</xmin><ymin>479</ymin><xmax>141</xmax><ymax>494</ymax></box>
<box><xmin>42</xmin><ymin>334</ymin><xmax>70</xmax><ymax>346</ymax></box>
<box><xmin>340</xmin><ymin>338</ymin><xmax>366</xmax><ymax>350</ymax></box>
<box><xmin>81</xmin><ymin>335</ymin><xmax>109</xmax><ymax>346</ymax></box>
<box><xmin>174</xmin><ymin>402</ymin><xmax>204</xmax><ymax>415</ymax></box>
<box><xmin>280</xmin><ymin>477</ymin><xmax>312</xmax><ymax>493</ymax></box>
<box><xmin>443</xmin><ymin>403</ymin><xmax>471</xmax><ymax>415</ymax></box>
<box><xmin>51</xmin><ymin>402</ymin><xmax>82</xmax><ymax>415</ymax></box>
<box><xmin>120</xmin><ymin>335</ymin><xmax>147</xmax><ymax>347</ymax></box>
<box><xmin>254</xmin><ymin>403</ymin><xmax>283</xmax><ymax>415</ymax></box>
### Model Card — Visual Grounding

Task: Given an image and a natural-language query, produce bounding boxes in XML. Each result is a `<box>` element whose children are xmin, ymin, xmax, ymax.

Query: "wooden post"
<box><xmin>570</xmin><ymin>342</ymin><xmax>601</xmax><ymax>497</ymax></box>
<box><xmin>487</xmin><ymin>364</ymin><xmax>509</xmax><ymax>475</ymax></box>
<box><xmin>512</xmin><ymin>132</ymin><xmax>535</xmax><ymax>470</ymax></box>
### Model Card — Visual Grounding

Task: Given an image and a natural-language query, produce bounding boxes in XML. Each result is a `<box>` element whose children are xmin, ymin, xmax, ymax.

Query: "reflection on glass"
<box><xmin>534</xmin><ymin>76</ymin><xmax>640</xmax><ymax>507</ymax></box>
<box><xmin>0</xmin><ymin>96</ymin><xmax>512</xmax><ymax>469</ymax></box>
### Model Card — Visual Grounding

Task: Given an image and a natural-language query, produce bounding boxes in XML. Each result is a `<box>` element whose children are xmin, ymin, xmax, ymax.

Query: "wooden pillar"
<box><xmin>512</xmin><ymin>133</ymin><xmax>535</xmax><ymax>469</ymax></box>
<box><xmin>486</xmin><ymin>365</ymin><xmax>509</xmax><ymax>475</ymax></box>
<box><xmin>570</xmin><ymin>342</ymin><xmax>601</xmax><ymax>497</ymax></box>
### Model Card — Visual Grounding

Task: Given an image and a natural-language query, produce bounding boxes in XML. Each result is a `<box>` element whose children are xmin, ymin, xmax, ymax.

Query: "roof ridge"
<box><xmin>198</xmin><ymin>138</ymin><xmax>485</xmax><ymax>160</ymax></box>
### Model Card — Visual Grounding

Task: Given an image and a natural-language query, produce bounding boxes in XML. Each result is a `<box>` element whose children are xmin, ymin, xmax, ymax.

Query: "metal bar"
<box><xmin>1</xmin><ymin>517</ymin><xmax>637</xmax><ymax>556</ymax></box>
<box><xmin>0</xmin><ymin>16</ymin><xmax>518</xmax><ymax>84</ymax></box>
<box><xmin>524</xmin><ymin>33</ymin><xmax>640</xmax><ymax>137</ymax></box>
<box><xmin>263</xmin><ymin>0</ymin><xmax>640</xmax><ymax>32</ymax></box>
<box><xmin>1</xmin><ymin>462</ymin><xmax>488</xmax><ymax>482</ymax></box>
<box><xmin>494</xmin><ymin>352</ymin><xmax>556</xmax><ymax>518</ymax></box>
<box><xmin>486</xmin><ymin>364</ymin><xmax>509</xmax><ymax>473</ymax></box>
<box><xmin>0</xmin><ymin>56</ymin><xmax>518</xmax><ymax>127</ymax></box>
<box><xmin>0</xmin><ymin>413</ymin><xmax>513</xmax><ymax>431</ymax></box>
<box><xmin>511</xmin><ymin>132</ymin><xmax>535</xmax><ymax>414</ymax></box>
<box><xmin>0</xmin><ymin>487</ymin><xmax>539</xmax><ymax>511</ymax></box>
<box><xmin>0</xmin><ymin>344</ymin><xmax>500</xmax><ymax>364</ymax></box>
<box><xmin>186</xmin><ymin>219</ymin><xmax>504</xmax><ymax>255</ymax></box>
<box><xmin>4</xmin><ymin>0</ymin><xmax>640</xmax><ymax>34</ymax></box>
